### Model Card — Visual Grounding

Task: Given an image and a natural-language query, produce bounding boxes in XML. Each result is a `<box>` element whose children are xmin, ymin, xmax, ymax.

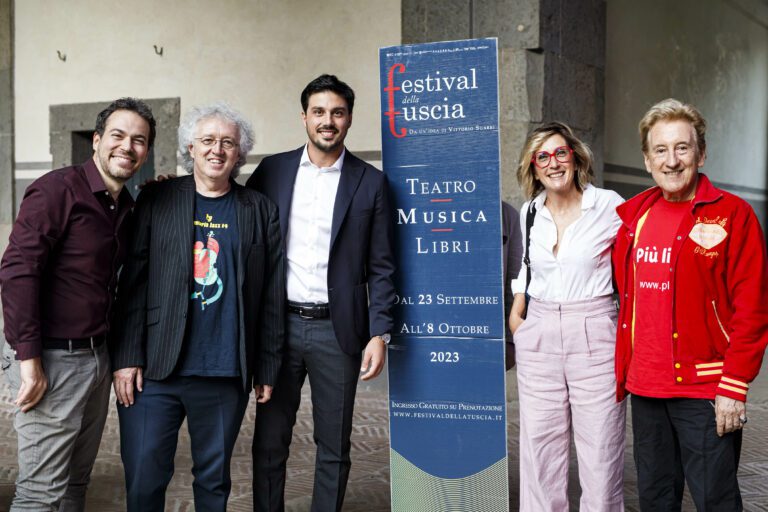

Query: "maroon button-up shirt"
<box><xmin>0</xmin><ymin>158</ymin><xmax>134</xmax><ymax>360</ymax></box>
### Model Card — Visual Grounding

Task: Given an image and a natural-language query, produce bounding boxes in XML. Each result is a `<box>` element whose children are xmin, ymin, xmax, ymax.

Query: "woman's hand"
<box><xmin>508</xmin><ymin>293</ymin><xmax>527</xmax><ymax>334</ymax></box>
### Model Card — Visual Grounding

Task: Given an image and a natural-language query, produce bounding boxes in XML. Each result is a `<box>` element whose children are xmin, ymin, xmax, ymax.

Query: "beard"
<box><xmin>308</xmin><ymin>124</ymin><xmax>346</xmax><ymax>154</ymax></box>
<box><xmin>98</xmin><ymin>151</ymin><xmax>140</xmax><ymax>183</ymax></box>
<box><xmin>310</xmin><ymin>136</ymin><xmax>342</xmax><ymax>154</ymax></box>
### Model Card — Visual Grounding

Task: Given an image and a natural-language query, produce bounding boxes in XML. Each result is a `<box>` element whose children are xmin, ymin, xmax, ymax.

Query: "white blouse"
<box><xmin>511</xmin><ymin>184</ymin><xmax>624</xmax><ymax>301</ymax></box>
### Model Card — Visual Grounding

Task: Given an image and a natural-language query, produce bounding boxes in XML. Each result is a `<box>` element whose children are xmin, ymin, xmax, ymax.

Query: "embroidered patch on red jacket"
<box><xmin>689</xmin><ymin>221</ymin><xmax>728</xmax><ymax>250</ymax></box>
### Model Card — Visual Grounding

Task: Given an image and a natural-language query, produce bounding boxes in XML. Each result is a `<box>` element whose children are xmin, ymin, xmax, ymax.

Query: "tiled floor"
<box><xmin>1</xmin><ymin>359</ymin><xmax>767</xmax><ymax>511</ymax></box>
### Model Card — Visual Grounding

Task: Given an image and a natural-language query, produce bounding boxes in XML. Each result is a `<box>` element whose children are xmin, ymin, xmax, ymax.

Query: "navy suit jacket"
<box><xmin>246</xmin><ymin>147</ymin><xmax>396</xmax><ymax>356</ymax></box>
<box><xmin>110</xmin><ymin>176</ymin><xmax>286</xmax><ymax>391</ymax></box>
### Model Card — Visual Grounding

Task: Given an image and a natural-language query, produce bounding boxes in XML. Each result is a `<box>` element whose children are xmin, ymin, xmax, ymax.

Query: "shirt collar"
<box><xmin>580</xmin><ymin>183</ymin><xmax>596</xmax><ymax>210</ymax></box>
<box><xmin>299</xmin><ymin>144</ymin><xmax>345</xmax><ymax>172</ymax></box>
<box><xmin>83</xmin><ymin>158</ymin><xmax>108</xmax><ymax>194</ymax></box>
<box><xmin>83</xmin><ymin>157</ymin><xmax>136</xmax><ymax>208</ymax></box>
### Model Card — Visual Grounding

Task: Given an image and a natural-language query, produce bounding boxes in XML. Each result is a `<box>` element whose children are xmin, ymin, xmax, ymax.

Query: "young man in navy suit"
<box><xmin>247</xmin><ymin>74</ymin><xmax>396</xmax><ymax>512</ymax></box>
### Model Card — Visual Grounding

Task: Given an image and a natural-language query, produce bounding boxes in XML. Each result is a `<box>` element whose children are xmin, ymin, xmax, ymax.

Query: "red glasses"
<box><xmin>531</xmin><ymin>146</ymin><xmax>573</xmax><ymax>168</ymax></box>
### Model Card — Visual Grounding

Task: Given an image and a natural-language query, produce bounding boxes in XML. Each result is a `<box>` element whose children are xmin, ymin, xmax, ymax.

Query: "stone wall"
<box><xmin>49</xmin><ymin>98</ymin><xmax>180</xmax><ymax>172</ymax></box>
<box><xmin>604</xmin><ymin>0</ymin><xmax>768</xmax><ymax>229</ymax></box>
<box><xmin>402</xmin><ymin>0</ymin><xmax>607</xmax><ymax>207</ymax></box>
<box><xmin>0</xmin><ymin>0</ymin><xmax>13</xmax><ymax>245</ymax></box>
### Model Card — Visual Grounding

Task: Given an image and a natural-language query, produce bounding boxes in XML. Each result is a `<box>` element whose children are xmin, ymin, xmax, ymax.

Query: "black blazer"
<box><xmin>110</xmin><ymin>176</ymin><xmax>285</xmax><ymax>391</ymax></box>
<box><xmin>246</xmin><ymin>147</ymin><xmax>395</xmax><ymax>355</ymax></box>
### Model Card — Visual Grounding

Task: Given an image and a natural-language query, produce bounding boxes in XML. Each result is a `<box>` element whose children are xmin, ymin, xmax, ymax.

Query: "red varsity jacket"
<box><xmin>613</xmin><ymin>174</ymin><xmax>768</xmax><ymax>402</ymax></box>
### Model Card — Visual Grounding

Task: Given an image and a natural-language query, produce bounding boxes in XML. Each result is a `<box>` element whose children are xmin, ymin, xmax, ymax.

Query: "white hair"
<box><xmin>178</xmin><ymin>102</ymin><xmax>255</xmax><ymax>177</ymax></box>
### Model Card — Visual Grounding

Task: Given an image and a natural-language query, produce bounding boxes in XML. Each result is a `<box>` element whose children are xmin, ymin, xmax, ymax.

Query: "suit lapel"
<box><xmin>277</xmin><ymin>149</ymin><xmax>303</xmax><ymax>241</ymax></box>
<box><xmin>235</xmin><ymin>185</ymin><xmax>253</xmax><ymax>289</ymax></box>
<box><xmin>331</xmin><ymin>154</ymin><xmax>364</xmax><ymax>249</ymax></box>
<box><xmin>175</xmin><ymin>176</ymin><xmax>196</xmax><ymax>280</ymax></box>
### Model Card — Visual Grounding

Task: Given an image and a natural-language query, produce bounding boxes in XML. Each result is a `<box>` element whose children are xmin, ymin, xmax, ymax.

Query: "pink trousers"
<box><xmin>515</xmin><ymin>296</ymin><xmax>626</xmax><ymax>511</ymax></box>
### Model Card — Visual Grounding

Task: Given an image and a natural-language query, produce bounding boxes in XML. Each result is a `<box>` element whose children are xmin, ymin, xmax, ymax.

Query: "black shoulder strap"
<box><xmin>523</xmin><ymin>201</ymin><xmax>537</xmax><ymax>295</ymax></box>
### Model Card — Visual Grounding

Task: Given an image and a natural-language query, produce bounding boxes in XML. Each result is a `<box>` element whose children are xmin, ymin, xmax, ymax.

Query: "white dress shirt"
<box><xmin>511</xmin><ymin>184</ymin><xmax>624</xmax><ymax>301</ymax></box>
<box><xmin>285</xmin><ymin>145</ymin><xmax>344</xmax><ymax>303</ymax></box>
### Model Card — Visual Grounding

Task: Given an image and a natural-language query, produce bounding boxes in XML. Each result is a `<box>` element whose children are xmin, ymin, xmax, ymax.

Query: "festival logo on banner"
<box><xmin>380</xmin><ymin>39</ymin><xmax>508</xmax><ymax>511</ymax></box>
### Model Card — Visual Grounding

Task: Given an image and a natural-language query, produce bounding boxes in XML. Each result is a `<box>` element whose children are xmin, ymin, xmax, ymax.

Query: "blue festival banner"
<box><xmin>380</xmin><ymin>39</ymin><xmax>507</xmax><ymax>510</ymax></box>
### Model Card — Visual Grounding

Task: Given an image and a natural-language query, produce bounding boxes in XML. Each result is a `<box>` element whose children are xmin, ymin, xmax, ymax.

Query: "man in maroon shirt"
<box><xmin>0</xmin><ymin>97</ymin><xmax>155</xmax><ymax>511</ymax></box>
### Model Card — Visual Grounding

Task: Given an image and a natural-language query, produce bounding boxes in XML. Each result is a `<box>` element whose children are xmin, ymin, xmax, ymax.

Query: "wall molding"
<box><xmin>605</xmin><ymin>163</ymin><xmax>768</xmax><ymax>201</ymax></box>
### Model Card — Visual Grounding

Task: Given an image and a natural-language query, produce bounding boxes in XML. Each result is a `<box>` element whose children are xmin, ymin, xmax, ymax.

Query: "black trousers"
<box><xmin>118</xmin><ymin>376</ymin><xmax>249</xmax><ymax>512</ymax></box>
<box><xmin>631</xmin><ymin>394</ymin><xmax>743</xmax><ymax>511</ymax></box>
<box><xmin>252</xmin><ymin>314</ymin><xmax>362</xmax><ymax>512</ymax></box>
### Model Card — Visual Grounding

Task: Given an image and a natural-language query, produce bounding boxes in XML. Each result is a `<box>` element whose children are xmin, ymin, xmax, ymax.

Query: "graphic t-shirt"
<box><xmin>176</xmin><ymin>190</ymin><xmax>240</xmax><ymax>377</ymax></box>
<box><xmin>626</xmin><ymin>198</ymin><xmax>712</xmax><ymax>398</ymax></box>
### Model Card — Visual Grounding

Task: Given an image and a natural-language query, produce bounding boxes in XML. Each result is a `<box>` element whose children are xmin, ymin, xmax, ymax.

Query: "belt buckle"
<box><xmin>299</xmin><ymin>308</ymin><xmax>315</xmax><ymax>320</ymax></box>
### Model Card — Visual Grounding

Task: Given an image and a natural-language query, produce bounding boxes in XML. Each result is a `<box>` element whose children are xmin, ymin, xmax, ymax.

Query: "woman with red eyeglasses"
<box><xmin>508</xmin><ymin>122</ymin><xmax>626</xmax><ymax>511</ymax></box>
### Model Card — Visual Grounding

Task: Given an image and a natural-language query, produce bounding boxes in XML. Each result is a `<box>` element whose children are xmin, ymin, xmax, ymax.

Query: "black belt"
<box><xmin>42</xmin><ymin>335</ymin><xmax>106</xmax><ymax>351</ymax></box>
<box><xmin>287</xmin><ymin>301</ymin><xmax>330</xmax><ymax>319</ymax></box>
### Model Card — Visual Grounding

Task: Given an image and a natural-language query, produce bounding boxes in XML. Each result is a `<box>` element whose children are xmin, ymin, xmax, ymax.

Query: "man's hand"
<box><xmin>360</xmin><ymin>336</ymin><xmax>386</xmax><ymax>381</ymax></box>
<box><xmin>254</xmin><ymin>384</ymin><xmax>273</xmax><ymax>404</ymax></box>
<box><xmin>715</xmin><ymin>394</ymin><xmax>746</xmax><ymax>437</ymax></box>
<box><xmin>139</xmin><ymin>174</ymin><xmax>176</xmax><ymax>190</ymax></box>
<box><xmin>16</xmin><ymin>357</ymin><xmax>48</xmax><ymax>412</ymax></box>
<box><xmin>113</xmin><ymin>367</ymin><xmax>143</xmax><ymax>407</ymax></box>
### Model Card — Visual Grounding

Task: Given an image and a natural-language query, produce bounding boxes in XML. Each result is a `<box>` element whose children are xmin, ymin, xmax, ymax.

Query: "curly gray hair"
<box><xmin>178</xmin><ymin>102</ymin><xmax>255</xmax><ymax>178</ymax></box>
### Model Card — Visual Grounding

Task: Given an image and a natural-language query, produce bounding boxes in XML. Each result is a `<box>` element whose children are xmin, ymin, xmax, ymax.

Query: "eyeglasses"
<box><xmin>532</xmin><ymin>146</ymin><xmax>573</xmax><ymax>168</ymax></box>
<box><xmin>195</xmin><ymin>137</ymin><xmax>239</xmax><ymax>150</ymax></box>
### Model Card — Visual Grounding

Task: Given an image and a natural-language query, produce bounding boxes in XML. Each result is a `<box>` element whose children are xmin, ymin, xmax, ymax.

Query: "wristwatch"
<box><xmin>376</xmin><ymin>333</ymin><xmax>392</xmax><ymax>344</ymax></box>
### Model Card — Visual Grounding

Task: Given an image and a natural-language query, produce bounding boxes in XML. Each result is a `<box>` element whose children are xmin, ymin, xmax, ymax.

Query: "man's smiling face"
<box><xmin>644</xmin><ymin>119</ymin><xmax>706</xmax><ymax>202</ymax></box>
<box><xmin>92</xmin><ymin>109</ymin><xmax>151</xmax><ymax>183</ymax></box>
<box><xmin>302</xmin><ymin>90</ymin><xmax>352</xmax><ymax>156</ymax></box>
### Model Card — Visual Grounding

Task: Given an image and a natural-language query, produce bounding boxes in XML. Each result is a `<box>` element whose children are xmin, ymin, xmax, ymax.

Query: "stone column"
<box><xmin>0</xmin><ymin>0</ymin><xmax>11</xmax><ymax>340</ymax></box>
<box><xmin>0</xmin><ymin>0</ymin><xmax>13</xmax><ymax>254</ymax></box>
<box><xmin>402</xmin><ymin>0</ymin><xmax>606</xmax><ymax>206</ymax></box>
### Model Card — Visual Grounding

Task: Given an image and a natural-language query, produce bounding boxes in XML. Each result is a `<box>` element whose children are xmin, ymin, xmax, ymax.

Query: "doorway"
<box><xmin>50</xmin><ymin>98</ymin><xmax>179</xmax><ymax>198</ymax></box>
<box><xmin>71</xmin><ymin>130</ymin><xmax>156</xmax><ymax>198</ymax></box>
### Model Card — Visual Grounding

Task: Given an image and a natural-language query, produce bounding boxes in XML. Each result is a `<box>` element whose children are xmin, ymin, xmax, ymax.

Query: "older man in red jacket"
<box><xmin>613</xmin><ymin>98</ymin><xmax>768</xmax><ymax>511</ymax></box>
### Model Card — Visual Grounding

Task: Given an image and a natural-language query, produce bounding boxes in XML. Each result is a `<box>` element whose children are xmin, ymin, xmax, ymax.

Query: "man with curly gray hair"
<box><xmin>110</xmin><ymin>103</ymin><xmax>285</xmax><ymax>511</ymax></box>
<box><xmin>177</xmin><ymin>102</ymin><xmax>255</xmax><ymax>178</ymax></box>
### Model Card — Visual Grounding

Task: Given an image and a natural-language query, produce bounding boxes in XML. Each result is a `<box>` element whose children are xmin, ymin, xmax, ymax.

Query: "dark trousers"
<box><xmin>118</xmin><ymin>375</ymin><xmax>249</xmax><ymax>512</ymax></box>
<box><xmin>631</xmin><ymin>394</ymin><xmax>743</xmax><ymax>511</ymax></box>
<box><xmin>253</xmin><ymin>314</ymin><xmax>362</xmax><ymax>512</ymax></box>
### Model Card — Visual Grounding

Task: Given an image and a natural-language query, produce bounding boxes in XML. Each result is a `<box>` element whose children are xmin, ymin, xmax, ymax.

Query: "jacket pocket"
<box><xmin>711</xmin><ymin>300</ymin><xmax>730</xmax><ymax>345</ymax></box>
<box><xmin>693</xmin><ymin>360</ymin><xmax>724</xmax><ymax>382</ymax></box>
<box><xmin>327</xmin><ymin>283</ymin><xmax>370</xmax><ymax>345</ymax></box>
<box><xmin>146</xmin><ymin>306</ymin><xmax>161</xmax><ymax>326</ymax></box>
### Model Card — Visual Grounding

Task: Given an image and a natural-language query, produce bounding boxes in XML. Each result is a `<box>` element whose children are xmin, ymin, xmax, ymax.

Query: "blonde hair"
<box><xmin>639</xmin><ymin>98</ymin><xmax>706</xmax><ymax>155</ymax></box>
<box><xmin>516</xmin><ymin>122</ymin><xmax>594</xmax><ymax>200</ymax></box>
